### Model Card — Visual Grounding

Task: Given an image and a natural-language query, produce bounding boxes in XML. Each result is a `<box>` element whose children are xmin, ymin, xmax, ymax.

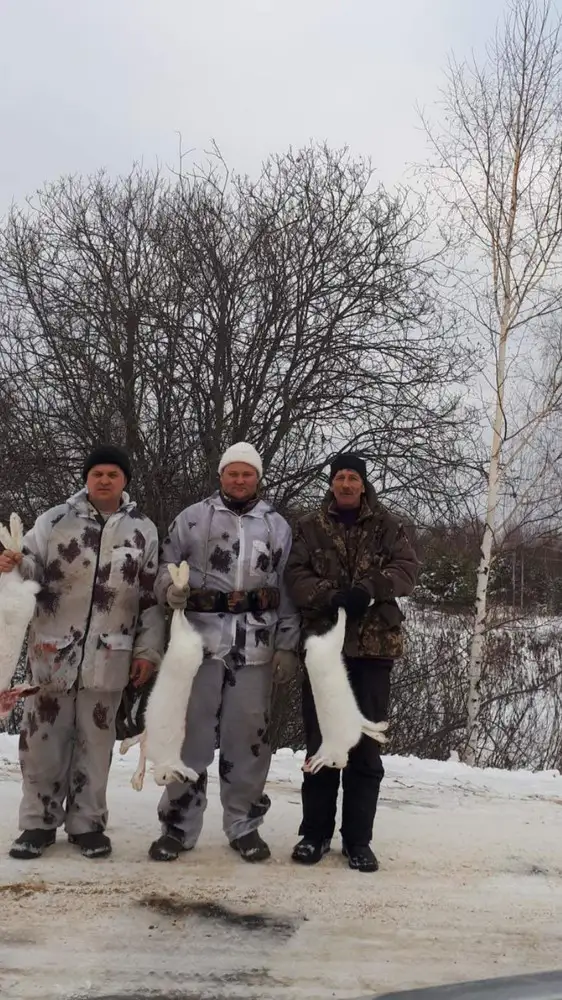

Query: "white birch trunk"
<box><xmin>422</xmin><ymin>1</ymin><xmax>562</xmax><ymax>765</ymax></box>
<box><xmin>464</xmin><ymin>93</ymin><xmax>521</xmax><ymax>764</ymax></box>
<box><xmin>464</xmin><ymin>317</ymin><xmax>509</xmax><ymax>765</ymax></box>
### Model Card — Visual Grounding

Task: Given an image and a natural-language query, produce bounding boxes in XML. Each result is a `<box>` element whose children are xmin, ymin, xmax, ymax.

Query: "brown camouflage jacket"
<box><xmin>285</xmin><ymin>486</ymin><xmax>419</xmax><ymax>659</ymax></box>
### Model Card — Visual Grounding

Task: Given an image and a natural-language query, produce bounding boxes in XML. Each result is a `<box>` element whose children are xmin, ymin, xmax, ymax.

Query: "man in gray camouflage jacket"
<box><xmin>149</xmin><ymin>442</ymin><xmax>300</xmax><ymax>864</ymax></box>
<box><xmin>1</xmin><ymin>446</ymin><xmax>165</xmax><ymax>861</ymax></box>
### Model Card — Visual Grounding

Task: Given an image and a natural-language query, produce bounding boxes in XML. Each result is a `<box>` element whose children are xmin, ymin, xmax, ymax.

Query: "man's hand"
<box><xmin>0</xmin><ymin>550</ymin><xmax>22</xmax><ymax>574</ymax></box>
<box><xmin>0</xmin><ymin>684</ymin><xmax>39</xmax><ymax>719</ymax></box>
<box><xmin>167</xmin><ymin>581</ymin><xmax>190</xmax><ymax>610</ymax></box>
<box><xmin>130</xmin><ymin>658</ymin><xmax>156</xmax><ymax>688</ymax></box>
<box><xmin>331</xmin><ymin>586</ymin><xmax>371</xmax><ymax>620</ymax></box>
<box><xmin>272</xmin><ymin>649</ymin><xmax>299</xmax><ymax>684</ymax></box>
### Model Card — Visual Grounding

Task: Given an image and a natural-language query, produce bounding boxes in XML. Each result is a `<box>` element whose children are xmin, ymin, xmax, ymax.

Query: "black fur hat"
<box><xmin>83</xmin><ymin>445</ymin><xmax>131</xmax><ymax>484</ymax></box>
<box><xmin>329</xmin><ymin>452</ymin><xmax>368</xmax><ymax>487</ymax></box>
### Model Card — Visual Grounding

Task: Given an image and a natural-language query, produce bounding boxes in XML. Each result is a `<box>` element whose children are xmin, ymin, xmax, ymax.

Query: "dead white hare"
<box><xmin>303</xmin><ymin>607</ymin><xmax>388</xmax><ymax>773</ymax></box>
<box><xmin>120</xmin><ymin>562</ymin><xmax>203</xmax><ymax>790</ymax></box>
<box><xmin>0</xmin><ymin>514</ymin><xmax>40</xmax><ymax>718</ymax></box>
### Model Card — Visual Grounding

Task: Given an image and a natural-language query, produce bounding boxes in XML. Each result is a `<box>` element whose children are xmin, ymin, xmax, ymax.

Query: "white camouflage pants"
<box><xmin>157</xmin><ymin>654</ymin><xmax>274</xmax><ymax>846</ymax></box>
<box><xmin>18</xmin><ymin>686</ymin><xmax>122</xmax><ymax>835</ymax></box>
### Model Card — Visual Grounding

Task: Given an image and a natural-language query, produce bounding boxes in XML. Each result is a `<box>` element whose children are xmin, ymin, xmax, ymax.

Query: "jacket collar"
<box><xmin>208</xmin><ymin>489</ymin><xmax>274</xmax><ymax>518</ymax></box>
<box><xmin>67</xmin><ymin>487</ymin><xmax>137</xmax><ymax>519</ymax></box>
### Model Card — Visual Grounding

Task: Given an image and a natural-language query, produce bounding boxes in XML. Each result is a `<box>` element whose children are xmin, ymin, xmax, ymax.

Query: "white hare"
<box><xmin>0</xmin><ymin>514</ymin><xmax>41</xmax><ymax>718</ymax></box>
<box><xmin>303</xmin><ymin>607</ymin><xmax>388</xmax><ymax>774</ymax></box>
<box><xmin>120</xmin><ymin>562</ymin><xmax>204</xmax><ymax>790</ymax></box>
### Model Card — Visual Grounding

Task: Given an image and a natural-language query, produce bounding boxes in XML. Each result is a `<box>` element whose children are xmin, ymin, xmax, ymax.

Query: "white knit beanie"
<box><xmin>218</xmin><ymin>442</ymin><xmax>263</xmax><ymax>478</ymax></box>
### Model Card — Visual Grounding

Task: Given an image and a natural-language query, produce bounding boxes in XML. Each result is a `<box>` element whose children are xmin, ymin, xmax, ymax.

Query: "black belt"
<box><xmin>186</xmin><ymin>587</ymin><xmax>280</xmax><ymax>614</ymax></box>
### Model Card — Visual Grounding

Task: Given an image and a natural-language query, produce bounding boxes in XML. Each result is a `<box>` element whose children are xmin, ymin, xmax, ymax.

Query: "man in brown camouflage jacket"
<box><xmin>285</xmin><ymin>453</ymin><xmax>419</xmax><ymax>873</ymax></box>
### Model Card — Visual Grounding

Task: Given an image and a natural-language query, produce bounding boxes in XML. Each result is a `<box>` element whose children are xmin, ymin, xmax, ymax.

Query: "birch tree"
<box><xmin>423</xmin><ymin>0</ymin><xmax>562</xmax><ymax>763</ymax></box>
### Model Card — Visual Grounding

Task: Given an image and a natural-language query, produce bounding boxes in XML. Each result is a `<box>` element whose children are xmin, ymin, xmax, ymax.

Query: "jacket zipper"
<box><xmin>342</xmin><ymin>512</ymin><xmax>367</xmax><ymax>584</ymax></box>
<box><xmin>335</xmin><ymin>519</ymin><xmax>354</xmax><ymax>584</ymax></box>
<box><xmin>76</xmin><ymin>512</ymin><xmax>107</xmax><ymax>675</ymax></box>
<box><xmin>233</xmin><ymin>513</ymin><xmax>245</xmax><ymax>646</ymax></box>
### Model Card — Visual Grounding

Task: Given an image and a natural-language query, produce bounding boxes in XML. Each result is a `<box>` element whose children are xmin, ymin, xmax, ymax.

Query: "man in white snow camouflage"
<box><xmin>149</xmin><ymin>442</ymin><xmax>300</xmax><ymax>863</ymax></box>
<box><xmin>1</xmin><ymin>445</ymin><xmax>165</xmax><ymax>861</ymax></box>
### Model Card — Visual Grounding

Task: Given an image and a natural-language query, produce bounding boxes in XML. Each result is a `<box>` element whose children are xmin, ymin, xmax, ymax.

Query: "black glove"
<box><xmin>368</xmin><ymin>568</ymin><xmax>394</xmax><ymax>602</ymax></box>
<box><xmin>331</xmin><ymin>586</ymin><xmax>371</xmax><ymax>620</ymax></box>
<box><xmin>377</xmin><ymin>601</ymin><xmax>404</xmax><ymax>628</ymax></box>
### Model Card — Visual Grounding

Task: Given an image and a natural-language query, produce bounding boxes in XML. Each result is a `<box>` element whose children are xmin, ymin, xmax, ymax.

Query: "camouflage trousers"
<box><xmin>18</xmin><ymin>686</ymin><xmax>122</xmax><ymax>835</ymax></box>
<box><xmin>157</xmin><ymin>654</ymin><xmax>274</xmax><ymax>846</ymax></box>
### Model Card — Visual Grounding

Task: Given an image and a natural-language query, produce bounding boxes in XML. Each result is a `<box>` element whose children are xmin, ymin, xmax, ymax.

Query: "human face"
<box><xmin>331</xmin><ymin>469</ymin><xmax>365</xmax><ymax>508</ymax></box>
<box><xmin>220</xmin><ymin>462</ymin><xmax>259</xmax><ymax>502</ymax></box>
<box><xmin>86</xmin><ymin>464</ymin><xmax>127</xmax><ymax>512</ymax></box>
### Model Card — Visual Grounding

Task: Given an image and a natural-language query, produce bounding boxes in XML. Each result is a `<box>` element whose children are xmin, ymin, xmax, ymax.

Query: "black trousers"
<box><xmin>299</xmin><ymin>657</ymin><xmax>392</xmax><ymax>847</ymax></box>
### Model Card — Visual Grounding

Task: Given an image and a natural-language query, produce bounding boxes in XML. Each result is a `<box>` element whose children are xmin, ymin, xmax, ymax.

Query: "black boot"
<box><xmin>342</xmin><ymin>842</ymin><xmax>379</xmax><ymax>872</ymax></box>
<box><xmin>230</xmin><ymin>830</ymin><xmax>271</xmax><ymax>862</ymax></box>
<box><xmin>291</xmin><ymin>837</ymin><xmax>331</xmax><ymax>865</ymax></box>
<box><xmin>9</xmin><ymin>829</ymin><xmax>56</xmax><ymax>860</ymax></box>
<box><xmin>149</xmin><ymin>833</ymin><xmax>191</xmax><ymax>862</ymax></box>
<box><xmin>68</xmin><ymin>832</ymin><xmax>112</xmax><ymax>858</ymax></box>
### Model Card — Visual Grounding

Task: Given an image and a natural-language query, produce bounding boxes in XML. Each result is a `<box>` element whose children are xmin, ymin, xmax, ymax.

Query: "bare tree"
<box><xmin>0</xmin><ymin>147</ymin><xmax>474</xmax><ymax>534</ymax></box>
<box><xmin>423</xmin><ymin>0</ymin><xmax>562</xmax><ymax>763</ymax></box>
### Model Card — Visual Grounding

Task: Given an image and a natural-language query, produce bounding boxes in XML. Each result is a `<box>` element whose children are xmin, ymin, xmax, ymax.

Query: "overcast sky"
<box><xmin>2</xmin><ymin>0</ymin><xmax>511</xmax><ymax>215</ymax></box>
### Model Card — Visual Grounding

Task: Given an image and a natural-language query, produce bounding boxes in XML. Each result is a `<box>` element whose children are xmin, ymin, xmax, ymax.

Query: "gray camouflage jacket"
<box><xmin>154</xmin><ymin>492</ymin><xmax>300</xmax><ymax>666</ymax></box>
<box><xmin>20</xmin><ymin>489</ymin><xmax>165</xmax><ymax>693</ymax></box>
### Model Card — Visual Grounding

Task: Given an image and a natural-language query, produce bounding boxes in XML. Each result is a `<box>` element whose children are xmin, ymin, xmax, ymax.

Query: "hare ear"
<box><xmin>0</xmin><ymin>522</ymin><xmax>12</xmax><ymax>550</ymax></box>
<box><xmin>177</xmin><ymin>561</ymin><xmax>190</xmax><ymax>589</ymax></box>
<box><xmin>168</xmin><ymin>562</ymin><xmax>190</xmax><ymax>589</ymax></box>
<box><xmin>9</xmin><ymin>514</ymin><xmax>24</xmax><ymax>553</ymax></box>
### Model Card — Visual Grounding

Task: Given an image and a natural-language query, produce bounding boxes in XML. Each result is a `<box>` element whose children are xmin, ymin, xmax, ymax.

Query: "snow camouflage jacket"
<box><xmin>285</xmin><ymin>485</ymin><xmax>419</xmax><ymax>659</ymax></box>
<box><xmin>20</xmin><ymin>489</ymin><xmax>165</xmax><ymax>693</ymax></box>
<box><xmin>154</xmin><ymin>492</ymin><xmax>300</xmax><ymax>666</ymax></box>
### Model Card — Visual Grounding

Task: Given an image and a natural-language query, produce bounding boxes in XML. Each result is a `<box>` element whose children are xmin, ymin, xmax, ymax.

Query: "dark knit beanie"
<box><xmin>83</xmin><ymin>445</ymin><xmax>132</xmax><ymax>484</ymax></box>
<box><xmin>329</xmin><ymin>452</ymin><xmax>368</xmax><ymax>487</ymax></box>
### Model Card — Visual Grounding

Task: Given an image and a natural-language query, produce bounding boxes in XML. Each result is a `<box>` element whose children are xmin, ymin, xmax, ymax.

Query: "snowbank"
<box><xmin>2</xmin><ymin>731</ymin><xmax>561</xmax><ymax>799</ymax></box>
<box><xmin>2</xmin><ymin>734</ymin><xmax>562</xmax><ymax>998</ymax></box>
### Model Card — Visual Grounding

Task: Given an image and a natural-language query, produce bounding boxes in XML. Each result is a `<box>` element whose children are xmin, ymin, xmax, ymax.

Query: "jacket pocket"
<box><xmin>357</xmin><ymin>601</ymin><xmax>405</xmax><ymax>653</ymax></box>
<box><xmin>109</xmin><ymin>547</ymin><xmax>143</xmax><ymax>589</ymax></box>
<box><xmin>250</xmin><ymin>539</ymin><xmax>273</xmax><ymax>579</ymax></box>
<box><xmin>310</xmin><ymin>547</ymin><xmax>329</xmax><ymax>577</ymax></box>
<box><xmin>92</xmin><ymin>632</ymin><xmax>134</xmax><ymax>692</ymax></box>
<box><xmin>29</xmin><ymin>634</ymin><xmax>75</xmax><ymax>686</ymax></box>
<box><xmin>245</xmin><ymin>611</ymin><xmax>276</xmax><ymax>662</ymax></box>
<box><xmin>310</xmin><ymin>546</ymin><xmax>344</xmax><ymax>585</ymax></box>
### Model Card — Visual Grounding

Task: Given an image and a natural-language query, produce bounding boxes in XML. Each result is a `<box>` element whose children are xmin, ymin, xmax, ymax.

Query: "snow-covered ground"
<box><xmin>1</xmin><ymin>734</ymin><xmax>561</xmax><ymax>1000</ymax></box>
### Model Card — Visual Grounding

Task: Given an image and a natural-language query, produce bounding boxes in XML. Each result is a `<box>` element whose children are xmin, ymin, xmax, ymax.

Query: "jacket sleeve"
<box><xmin>356</xmin><ymin>523</ymin><xmax>420</xmax><ymax>600</ymax></box>
<box><xmin>19</xmin><ymin>510</ymin><xmax>56</xmax><ymax>583</ymax></box>
<box><xmin>273</xmin><ymin>518</ymin><xmax>301</xmax><ymax>652</ymax></box>
<box><xmin>284</xmin><ymin>520</ymin><xmax>338</xmax><ymax>612</ymax></box>
<box><xmin>133</xmin><ymin>526</ymin><xmax>166</xmax><ymax>665</ymax></box>
<box><xmin>153</xmin><ymin>507</ymin><xmax>195</xmax><ymax>606</ymax></box>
